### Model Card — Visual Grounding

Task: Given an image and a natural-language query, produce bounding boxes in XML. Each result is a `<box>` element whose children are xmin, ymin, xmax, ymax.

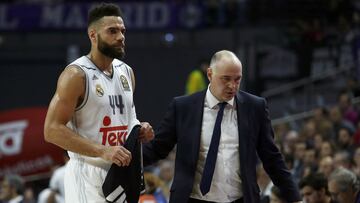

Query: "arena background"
<box><xmin>0</xmin><ymin>0</ymin><xmax>359</xmax><ymax>202</ymax></box>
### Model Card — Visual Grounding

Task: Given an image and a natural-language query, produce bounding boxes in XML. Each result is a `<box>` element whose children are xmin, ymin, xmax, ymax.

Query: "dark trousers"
<box><xmin>188</xmin><ymin>197</ymin><xmax>244</xmax><ymax>203</ymax></box>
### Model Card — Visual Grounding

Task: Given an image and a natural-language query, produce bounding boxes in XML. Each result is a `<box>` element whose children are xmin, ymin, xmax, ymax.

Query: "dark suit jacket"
<box><xmin>143</xmin><ymin>90</ymin><xmax>301</xmax><ymax>203</ymax></box>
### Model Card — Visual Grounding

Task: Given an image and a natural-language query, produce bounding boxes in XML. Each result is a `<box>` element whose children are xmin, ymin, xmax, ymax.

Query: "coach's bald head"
<box><xmin>207</xmin><ymin>50</ymin><xmax>242</xmax><ymax>102</ymax></box>
<box><xmin>209</xmin><ymin>50</ymin><xmax>242</xmax><ymax>73</ymax></box>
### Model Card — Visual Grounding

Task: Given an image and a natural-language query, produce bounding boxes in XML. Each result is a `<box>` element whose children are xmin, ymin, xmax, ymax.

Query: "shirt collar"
<box><xmin>206</xmin><ymin>86</ymin><xmax>235</xmax><ymax>109</ymax></box>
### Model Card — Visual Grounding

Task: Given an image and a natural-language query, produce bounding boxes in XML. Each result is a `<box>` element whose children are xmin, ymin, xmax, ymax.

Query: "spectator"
<box><xmin>282</xmin><ymin>130</ymin><xmax>299</xmax><ymax>155</ymax></box>
<box><xmin>334</xmin><ymin>150</ymin><xmax>352</xmax><ymax>169</ymax></box>
<box><xmin>329</xmin><ymin>106</ymin><xmax>355</xmax><ymax>136</ymax></box>
<box><xmin>36</xmin><ymin>152</ymin><xmax>69</xmax><ymax>203</ymax></box>
<box><xmin>313</xmin><ymin>108</ymin><xmax>333</xmax><ymax>137</ymax></box>
<box><xmin>328</xmin><ymin>167</ymin><xmax>360</xmax><ymax>203</ymax></box>
<box><xmin>300</xmin><ymin>119</ymin><xmax>317</xmax><ymax>148</ymax></box>
<box><xmin>318</xmin><ymin>156</ymin><xmax>335</xmax><ymax>178</ymax></box>
<box><xmin>284</xmin><ymin>154</ymin><xmax>295</xmax><ymax>173</ymax></box>
<box><xmin>47</xmin><ymin>153</ymin><xmax>69</xmax><ymax>203</ymax></box>
<box><xmin>273</xmin><ymin>123</ymin><xmax>290</xmax><ymax>143</ymax></box>
<box><xmin>185</xmin><ymin>60</ymin><xmax>209</xmax><ymax>95</ymax></box>
<box><xmin>140</xmin><ymin>172</ymin><xmax>168</xmax><ymax>203</ymax></box>
<box><xmin>257</xmin><ymin>164</ymin><xmax>273</xmax><ymax>203</ymax></box>
<box><xmin>345</xmin><ymin>76</ymin><xmax>360</xmax><ymax>98</ymax></box>
<box><xmin>352</xmin><ymin>146</ymin><xmax>360</xmax><ymax>177</ymax></box>
<box><xmin>352</xmin><ymin>120</ymin><xmax>360</xmax><ymax>145</ymax></box>
<box><xmin>303</xmin><ymin>148</ymin><xmax>318</xmax><ymax>177</ymax></box>
<box><xmin>337</xmin><ymin>91</ymin><xmax>358</xmax><ymax>125</ymax></box>
<box><xmin>0</xmin><ymin>174</ymin><xmax>25</xmax><ymax>203</ymax></box>
<box><xmin>299</xmin><ymin>173</ymin><xmax>335</xmax><ymax>203</ymax></box>
<box><xmin>158</xmin><ymin>160</ymin><xmax>174</xmax><ymax>191</ymax></box>
<box><xmin>269</xmin><ymin>186</ymin><xmax>287</xmax><ymax>203</ymax></box>
<box><xmin>336</xmin><ymin>127</ymin><xmax>355</xmax><ymax>155</ymax></box>
<box><xmin>319</xmin><ymin>141</ymin><xmax>335</xmax><ymax>159</ymax></box>
<box><xmin>313</xmin><ymin>133</ymin><xmax>325</xmax><ymax>154</ymax></box>
<box><xmin>37</xmin><ymin>188</ymin><xmax>62</xmax><ymax>203</ymax></box>
<box><xmin>293</xmin><ymin>142</ymin><xmax>306</xmax><ymax>182</ymax></box>
<box><xmin>23</xmin><ymin>187</ymin><xmax>35</xmax><ymax>203</ymax></box>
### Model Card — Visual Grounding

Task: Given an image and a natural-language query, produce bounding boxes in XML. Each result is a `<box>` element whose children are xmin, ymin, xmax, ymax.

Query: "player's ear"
<box><xmin>88</xmin><ymin>28</ymin><xmax>97</xmax><ymax>44</ymax></box>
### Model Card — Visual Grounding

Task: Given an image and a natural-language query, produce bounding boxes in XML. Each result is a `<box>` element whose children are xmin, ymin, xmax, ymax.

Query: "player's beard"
<box><xmin>97</xmin><ymin>34</ymin><xmax>125</xmax><ymax>60</ymax></box>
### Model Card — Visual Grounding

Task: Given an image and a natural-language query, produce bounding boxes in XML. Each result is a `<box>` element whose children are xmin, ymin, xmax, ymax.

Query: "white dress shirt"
<box><xmin>190</xmin><ymin>88</ymin><xmax>242</xmax><ymax>202</ymax></box>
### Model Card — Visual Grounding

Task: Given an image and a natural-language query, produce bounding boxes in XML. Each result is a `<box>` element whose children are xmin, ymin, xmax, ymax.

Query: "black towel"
<box><xmin>102</xmin><ymin>125</ymin><xmax>145</xmax><ymax>203</ymax></box>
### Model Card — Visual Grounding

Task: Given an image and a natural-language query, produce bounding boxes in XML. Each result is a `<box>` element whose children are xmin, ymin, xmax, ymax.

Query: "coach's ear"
<box><xmin>207</xmin><ymin>67</ymin><xmax>213</xmax><ymax>82</ymax></box>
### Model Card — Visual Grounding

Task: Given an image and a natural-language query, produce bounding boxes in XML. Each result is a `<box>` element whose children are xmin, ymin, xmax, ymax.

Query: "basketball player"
<box><xmin>44</xmin><ymin>3</ymin><xmax>154</xmax><ymax>202</ymax></box>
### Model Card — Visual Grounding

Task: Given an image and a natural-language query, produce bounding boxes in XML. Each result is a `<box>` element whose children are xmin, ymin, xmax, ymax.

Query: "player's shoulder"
<box><xmin>62</xmin><ymin>64</ymin><xmax>86</xmax><ymax>79</ymax></box>
<box><xmin>62</xmin><ymin>56</ymin><xmax>96</xmax><ymax>81</ymax></box>
<box><xmin>67</xmin><ymin>56</ymin><xmax>96</xmax><ymax>71</ymax></box>
<box><xmin>113</xmin><ymin>59</ymin><xmax>129</xmax><ymax>70</ymax></box>
<box><xmin>113</xmin><ymin>59</ymin><xmax>133</xmax><ymax>75</ymax></box>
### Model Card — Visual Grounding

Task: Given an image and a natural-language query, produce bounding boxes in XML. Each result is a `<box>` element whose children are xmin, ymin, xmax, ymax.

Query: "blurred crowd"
<box><xmin>262</xmin><ymin>84</ymin><xmax>360</xmax><ymax>202</ymax></box>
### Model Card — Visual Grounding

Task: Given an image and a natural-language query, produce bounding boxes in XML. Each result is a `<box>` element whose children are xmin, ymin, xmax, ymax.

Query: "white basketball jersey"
<box><xmin>66</xmin><ymin>56</ymin><xmax>140</xmax><ymax>166</ymax></box>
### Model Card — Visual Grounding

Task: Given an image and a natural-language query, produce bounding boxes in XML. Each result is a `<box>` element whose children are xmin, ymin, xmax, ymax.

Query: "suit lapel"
<box><xmin>189</xmin><ymin>91</ymin><xmax>206</xmax><ymax>165</ymax></box>
<box><xmin>236</xmin><ymin>92</ymin><xmax>249</xmax><ymax>178</ymax></box>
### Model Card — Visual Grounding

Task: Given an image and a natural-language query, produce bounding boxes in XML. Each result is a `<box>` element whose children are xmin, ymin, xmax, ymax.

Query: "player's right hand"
<box><xmin>102</xmin><ymin>146</ymin><xmax>132</xmax><ymax>167</ymax></box>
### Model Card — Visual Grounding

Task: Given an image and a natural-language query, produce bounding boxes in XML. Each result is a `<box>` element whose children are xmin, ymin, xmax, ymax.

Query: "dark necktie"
<box><xmin>200</xmin><ymin>102</ymin><xmax>227</xmax><ymax>195</ymax></box>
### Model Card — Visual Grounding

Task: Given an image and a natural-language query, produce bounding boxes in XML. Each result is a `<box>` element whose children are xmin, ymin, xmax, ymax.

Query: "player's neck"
<box><xmin>88</xmin><ymin>51</ymin><xmax>113</xmax><ymax>72</ymax></box>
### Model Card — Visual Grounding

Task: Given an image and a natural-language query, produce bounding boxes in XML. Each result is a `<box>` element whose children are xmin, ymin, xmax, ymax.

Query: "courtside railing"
<box><xmin>262</xmin><ymin>66</ymin><xmax>355</xmax><ymax>120</ymax></box>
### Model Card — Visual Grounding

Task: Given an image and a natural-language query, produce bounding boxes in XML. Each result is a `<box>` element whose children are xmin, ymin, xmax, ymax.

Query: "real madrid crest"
<box><xmin>95</xmin><ymin>84</ymin><xmax>104</xmax><ymax>97</ymax></box>
<box><xmin>120</xmin><ymin>75</ymin><xmax>130</xmax><ymax>91</ymax></box>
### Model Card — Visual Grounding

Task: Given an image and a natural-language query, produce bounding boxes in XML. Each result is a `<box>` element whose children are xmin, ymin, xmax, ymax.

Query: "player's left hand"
<box><xmin>139</xmin><ymin>122</ymin><xmax>154</xmax><ymax>143</ymax></box>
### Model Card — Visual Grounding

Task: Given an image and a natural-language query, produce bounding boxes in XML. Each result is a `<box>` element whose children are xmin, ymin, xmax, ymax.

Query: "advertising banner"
<box><xmin>0</xmin><ymin>2</ymin><xmax>246</xmax><ymax>31</ymax></box>
<box><xmin>0</xmin><ymin>107</ymin><xmax>64</xmax><ymax>179</ymax></box>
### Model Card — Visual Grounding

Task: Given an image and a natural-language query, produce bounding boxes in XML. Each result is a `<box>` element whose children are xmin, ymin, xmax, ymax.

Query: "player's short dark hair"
<box><xmin>88</xmin><ymin>3</ymin><xmax>123</xmax><ymax>27</ymax></box>
<box><xmin>299</xmin><ymin>173</ymin><xmax>329</xmax><ymax>193</ymax></box>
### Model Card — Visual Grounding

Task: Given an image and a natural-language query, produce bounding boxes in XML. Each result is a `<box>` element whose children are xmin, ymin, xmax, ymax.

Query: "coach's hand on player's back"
<box><xmin>102</xmin><ymin>146</ymin><xmax>132</xmax><ymax>167</ymax></box>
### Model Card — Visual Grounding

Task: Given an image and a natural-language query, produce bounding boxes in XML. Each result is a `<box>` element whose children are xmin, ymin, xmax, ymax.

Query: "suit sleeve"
<box><xmin>142</xmin><ymin>99</ymin><xmax>178</xmax><ymax>166</ymax></box>
<box><xmin>257</xmin><ymin>98</ymin><xmax>301</xmax><ymax>202</ymax></box>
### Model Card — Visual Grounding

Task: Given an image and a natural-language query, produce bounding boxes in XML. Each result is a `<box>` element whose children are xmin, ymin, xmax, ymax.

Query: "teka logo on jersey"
<box><xmin>100</xmin><ymin>116</ymin><xmax>128</xmax><ymax>146</ymax></box>
<box><xmin>0</xmin><ymin>120</ymin><xmax>28</xmax><ymax>156</ymax></box>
